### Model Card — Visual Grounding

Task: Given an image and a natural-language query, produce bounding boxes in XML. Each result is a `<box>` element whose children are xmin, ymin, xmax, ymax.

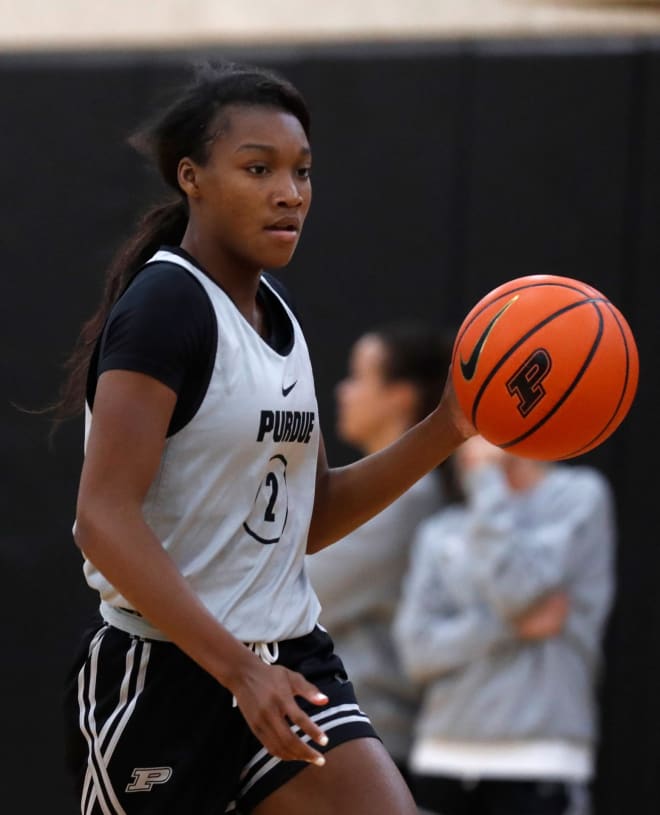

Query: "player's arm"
<box><xmin>307</xmin><ymin>379</ymin><xmax>473</xmax><ymax>554</ymax></box>
<box><xmin>75</xmin><ymin>370</ymin><xmax>328</xmax><ymax>765</ymax></box>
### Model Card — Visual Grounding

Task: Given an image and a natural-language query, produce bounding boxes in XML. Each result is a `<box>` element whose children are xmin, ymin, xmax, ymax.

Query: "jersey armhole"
<box><xmin>161</xmin><ymin>265</ymin><xmax>217</xmax><ymax>437</ymax></box>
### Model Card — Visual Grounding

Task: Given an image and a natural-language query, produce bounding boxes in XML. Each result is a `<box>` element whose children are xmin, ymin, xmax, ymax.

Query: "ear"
<box><xmin>177</xmin><ymin>157</ymin><xmax>200</xmax><ymax>198</ymax></box>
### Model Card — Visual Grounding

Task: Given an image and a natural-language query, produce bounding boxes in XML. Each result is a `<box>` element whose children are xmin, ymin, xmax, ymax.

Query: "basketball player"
<box><xmin>307</xmin><ymin>321</ymin><xmax>454</xmax><ymax>782</ymax></box>
<box><xmin>393</xmin><ymin>435</ymin><xmax>616</xmax><ymax>815</ymax></box>
<box><xmin>57</xmin><ymin>62</ymin><xmax>475</xmax><ymax>814</ymax></box>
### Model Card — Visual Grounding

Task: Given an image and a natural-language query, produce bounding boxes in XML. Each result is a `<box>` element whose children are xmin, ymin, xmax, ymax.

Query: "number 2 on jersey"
<box><xmin>243</xmin><ymin>454</ymin><xmax>289</xmax><ymax>544</ymax></box>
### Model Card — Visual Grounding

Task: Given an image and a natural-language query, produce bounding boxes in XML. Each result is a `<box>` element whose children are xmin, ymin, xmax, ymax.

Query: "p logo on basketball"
<box><xmin>506</xmin><ymin>348</ymin><xmax>552</xmax><ymax>417</ymax></box>
<box><xmin>451</xmin><ymin>274</ymin><xmax>639</xmax><ymax>460</ymax></box>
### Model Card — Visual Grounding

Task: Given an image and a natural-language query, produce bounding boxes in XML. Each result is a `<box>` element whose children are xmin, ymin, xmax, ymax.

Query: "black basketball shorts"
<box><xmin>64</xmin><ymin>622</ymin><xmax>378</xmax><ymax>814</ymax></box>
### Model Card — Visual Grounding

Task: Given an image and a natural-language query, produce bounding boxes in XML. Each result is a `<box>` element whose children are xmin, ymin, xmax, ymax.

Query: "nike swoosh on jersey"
<box><xmin>459</xmin><ymin>296</ymin><xmax>518</xmax><ymax>381</ymax></box>
<box><xmin>282</xmin><ymin>381</ymin><xmax>298</xmax><ymax>397</ymax></box>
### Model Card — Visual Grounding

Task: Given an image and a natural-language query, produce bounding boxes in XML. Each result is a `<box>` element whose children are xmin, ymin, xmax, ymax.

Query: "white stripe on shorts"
<box><xmin>81</xmin><ymin>634</ymin><xmax>137</xmax><ymax>812</ymax></box>
<box><xmin>239</xmin><ymin>702</ymin><xmax>366</xmax><ymax>782</ymax></box>
<box><xmin>238</xmin><ymin>703</ymin><xmax>372</xmax><ymax>799</ymax></box>
<box><xmin>78</xmin><ymin>629</ymin><xmax>151</xmax><ymax>815</ymax></box>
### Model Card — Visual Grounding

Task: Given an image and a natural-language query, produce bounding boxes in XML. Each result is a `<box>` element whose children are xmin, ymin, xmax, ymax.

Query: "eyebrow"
<box><xmin>235</xmin><ymin>143</ymin><xmax>311</xmax><ymax>156</ymax></box>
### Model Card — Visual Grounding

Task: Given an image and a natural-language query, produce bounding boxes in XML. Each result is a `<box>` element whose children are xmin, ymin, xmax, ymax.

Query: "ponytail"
<box><xmin>49</xmin><ymin>198</ymin><xmax>188</xmax><ymax>433</ymax></box>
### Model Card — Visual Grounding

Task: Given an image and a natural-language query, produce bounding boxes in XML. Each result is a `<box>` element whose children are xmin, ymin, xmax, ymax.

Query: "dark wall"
<box><xmin>2</xmin><ymin>37</ymin><xmax>658</xmax><ymax>814</ymax></box>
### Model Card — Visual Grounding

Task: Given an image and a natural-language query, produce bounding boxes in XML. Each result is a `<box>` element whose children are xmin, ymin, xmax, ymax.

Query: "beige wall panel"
<box><xmin>0</xmin><ymin>0</ymin><xmax>659</xmax><ymax>51</ymax></box>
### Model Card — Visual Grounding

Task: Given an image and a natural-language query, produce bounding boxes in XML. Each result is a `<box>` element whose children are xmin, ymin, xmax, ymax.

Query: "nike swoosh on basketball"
<box><xmin>460</xmin><ymin>296</ymin><xmax>518</xmax><ymax>381</ymax></box>
<box><xmin>282</xmin><ymin>381</ymin><xmax>297</xmax><ymax>397</ymax></box>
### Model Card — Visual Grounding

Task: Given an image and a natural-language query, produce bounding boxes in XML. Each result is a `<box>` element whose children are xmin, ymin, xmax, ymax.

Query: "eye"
<box><xmin>247</xmin><ymin>164</ymin><xmax>269</xmax><ymax>176</ymax></box>
<box><xmin>297</xmin><ymin>166</ymin><xmax>311</xmax><ymax>180</ymax></box>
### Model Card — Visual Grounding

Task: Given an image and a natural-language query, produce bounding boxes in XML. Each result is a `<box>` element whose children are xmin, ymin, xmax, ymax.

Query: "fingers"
<box><xmin>240</xmin><ymin>667</ymin><xmax>330</xmax><ymax>766</ymax></box>
<box><xmin>253</xmin><ymin>709</ymin><xmax>327</xmax><ymax>766</ymax></box>
<box><xmin>286</xmin><ymin>672</ymin><xmax>330</xmax><ymax>749</ymax></box>
<box><xmin>440</xmin><ymin>373</ymin><xmax>476</xmax><ymax>441</ymax></box>
<box><xmin>514</xmin><ymin>591</ymin><xmax>570</xmax><ymax>640</ymax></box>
<box><xmin>291</xmin><ymin>673</ymin><xmax>329</xmax><ymax>711</ymax></box>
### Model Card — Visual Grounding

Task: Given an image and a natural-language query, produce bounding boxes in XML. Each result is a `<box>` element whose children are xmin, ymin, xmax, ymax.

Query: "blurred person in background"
<box><xmin>307</xmin><ymin>321</ymin><xmax>456</xmax><ymax>783</ymax></box>
<box><xmin>393</xmin><ymin>435</ymin><xmax>616</xmax><ymax>815</ymax></box>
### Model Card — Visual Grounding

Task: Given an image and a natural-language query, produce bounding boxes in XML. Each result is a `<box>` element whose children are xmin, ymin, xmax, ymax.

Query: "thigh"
<box><xmin>251</xmin><ymin>736</ymin><xmax>417</xmax><ymax>815</ymax></box>
<box><xmin>411</xmin><ymin>773</ymin><xmax>474</xmax><ymax>815</ymax></box>
<box><xmin>484</xmin><ymin>779</ymin><xmax>571</xmax><ymax>815</ymax></box>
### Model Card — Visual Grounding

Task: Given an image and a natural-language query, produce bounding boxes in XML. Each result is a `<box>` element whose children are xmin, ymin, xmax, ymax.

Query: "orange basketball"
<box><xmin>451</xmin><ymin>274</ymin><xmax>639</xmax><ymax>460</ymax></box>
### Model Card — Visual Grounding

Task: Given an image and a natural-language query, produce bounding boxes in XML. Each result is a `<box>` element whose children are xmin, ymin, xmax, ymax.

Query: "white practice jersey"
<box><xmin>82</xmin><ymin>249</ymin><xmax>322</xmax><ymax>642</ymax></box>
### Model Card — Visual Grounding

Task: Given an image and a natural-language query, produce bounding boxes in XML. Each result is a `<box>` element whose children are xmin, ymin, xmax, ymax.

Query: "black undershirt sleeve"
<box><xmin>93</xmin><ymin>263</ymin><xmax>216</xmax><ymax>435</ymax></box>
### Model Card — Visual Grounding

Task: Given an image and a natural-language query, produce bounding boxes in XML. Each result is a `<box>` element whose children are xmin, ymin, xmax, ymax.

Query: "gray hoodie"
<box><xmin>393</xmin><ymin>464</ymin><xmax>615</xmax><ymax>746</ymax></box>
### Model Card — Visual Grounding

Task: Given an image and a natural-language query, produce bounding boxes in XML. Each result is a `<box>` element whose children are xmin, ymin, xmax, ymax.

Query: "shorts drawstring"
<box><xmin>232</xmin><ymin>640</ymin><xmax>280</xmax><ymax>707</ymax></box>
<box><xmin>249</xmin><ymin>640</ymin><xmax>280</xmax><ymax>665</ymax></box>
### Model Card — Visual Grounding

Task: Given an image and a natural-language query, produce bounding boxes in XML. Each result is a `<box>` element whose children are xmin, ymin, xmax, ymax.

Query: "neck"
<box><xmin>180</xmin><ymin>226</ymin><xmax>263</xmax><ymax>328</ymax></box>
<box><xmin>504</xmin><ymin>459</ymin><xmax>547</xmax><ymax>492</ymax></box>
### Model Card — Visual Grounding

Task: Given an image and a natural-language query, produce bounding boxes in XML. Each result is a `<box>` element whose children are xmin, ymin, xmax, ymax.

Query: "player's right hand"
<box><xmin>230</xmin><ymin>657</ymin><xmax>330</xmax><ymax>765</ymax></box>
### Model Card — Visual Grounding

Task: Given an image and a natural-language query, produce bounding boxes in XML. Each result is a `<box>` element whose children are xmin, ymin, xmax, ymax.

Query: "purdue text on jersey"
<box><xmin>257</xmin><ymin>410</ymin><xmax>315</xmax><ymax>443</ymax></box>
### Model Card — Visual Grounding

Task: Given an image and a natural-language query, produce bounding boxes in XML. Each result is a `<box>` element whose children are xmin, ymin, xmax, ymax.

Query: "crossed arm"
<box><xmin>393</xmin><ymin>519</ymin><xmax>570</xmax><ymax>685</ymax></box>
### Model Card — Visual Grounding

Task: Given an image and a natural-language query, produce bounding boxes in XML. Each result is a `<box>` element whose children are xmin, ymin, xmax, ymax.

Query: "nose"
<box><xmin>273</xmin><ymin>174</ymin><xmax>304</xmax><ymax>208</ymax></box>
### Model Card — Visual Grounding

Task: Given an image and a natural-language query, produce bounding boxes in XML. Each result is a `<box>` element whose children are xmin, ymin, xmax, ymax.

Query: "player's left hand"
<box><xmin>229</xmin><ymin>655</ymin><xmax>330</xmax><ymax>766</ymax></box>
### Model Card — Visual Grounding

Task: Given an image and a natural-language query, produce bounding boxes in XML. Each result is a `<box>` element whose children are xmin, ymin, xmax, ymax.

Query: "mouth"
<box><xmin>265</xmin><ymin>224</ymin><xmax>298</xmax><ymax>233</ymax></box>
<box><xmin>265</xmin><ymin>216</ymin><xmax>300</xmax><ymax>232</ymax></box>
<box><xmin>264</xmin><ymin>220</ymin><xmax>300</xmax><ymax>242</ymax></box>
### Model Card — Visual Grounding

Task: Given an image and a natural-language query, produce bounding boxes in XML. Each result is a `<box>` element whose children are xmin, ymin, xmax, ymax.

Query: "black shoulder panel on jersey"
<box><xmin>87</xmin><ymin>262</ymin><xmax>217</xmax><ymax>437</ymax></box>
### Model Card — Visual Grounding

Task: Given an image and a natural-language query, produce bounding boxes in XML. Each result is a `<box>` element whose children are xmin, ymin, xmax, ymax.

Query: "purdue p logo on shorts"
<box><xmin>126</xmin><ymin>767</ymin><xmax>173</xmax><ymax>792</ymax></box>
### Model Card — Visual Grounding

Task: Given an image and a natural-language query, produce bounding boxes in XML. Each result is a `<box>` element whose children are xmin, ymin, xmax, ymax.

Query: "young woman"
<box><xmin>59</xmin><ymin>61</ymin><xmax>474</xmax><ymax>815</ymax></box>
<box><xmin>307</xmin><ymin>322</ymin><xmax>454</xmax><ymax>782</ymax></box>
